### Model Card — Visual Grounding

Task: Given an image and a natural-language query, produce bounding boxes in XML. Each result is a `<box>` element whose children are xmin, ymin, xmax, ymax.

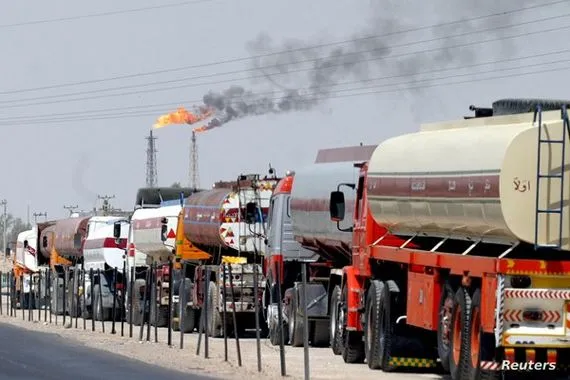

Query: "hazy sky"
<box><xmin>1</xmin><ymin>0</ymin><xmax>568</xmax><ymax>221</ymax></box>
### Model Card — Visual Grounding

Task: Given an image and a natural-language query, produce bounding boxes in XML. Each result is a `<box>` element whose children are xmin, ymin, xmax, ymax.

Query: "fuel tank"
<box><xmin>130</xmin><ymin>201</ymin><xmax>182</xmax><ymax>264</ymax></box>
<box><xmin>367</xmin><ymin>109</ymin><xmax>570</xmax><ymax>248</ymax></box>
<box><xmin>290</xmin><ymin>162</ymin><xmax>361</xmax><ymax>260</ymax></box>
<box><xmin>183</xmin><ymin>179</ymin><xmax>278</xmax><ymax>254</ymax></box>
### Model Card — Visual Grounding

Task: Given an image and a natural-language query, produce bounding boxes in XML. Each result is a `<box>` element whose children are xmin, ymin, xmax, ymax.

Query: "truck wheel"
<box><xmin>93</xmin><ymin>285</ymin><xmax>111</xmax><ymax>321</ymax></box>
<box><xmin>51</xmin><ymin>276</ymin><xmax>64</xmax><ymax>315</ymax></box>
<box><xmin>341</xmin><ymin>285</ymin><xmax>365</xmax><ymax>364</ymax></box>
<box><xmin>449</xmin><ymin>287</ymin><xmax>472</xmax><ymax>380</ymax></box>
<box><xmin>66</xmin><ymin>276</ymin><xmax>79</xmax><ymax>318</ymax></box>
<box><xmin>330</xmin><ymin>285</ymin><xmax>342</xmax><ymax>355</ymax></box>
<box><xmin>177</xmin><ymin>278</ymin><xmax>196</xmax><ymax>333</ymax></box>
<box><xmin>466</xmin><ymin>289</ymin><xmax>499</xmax><ymax>380</ymax></box>
<box><xmin>364</xmin><ymin>280</ymin><xmax>395</xmax><ymax>371</ymax></box>
<box><xmin>288</xmin><ymin>290</ymin><xmax>304</xmax><ymax>347</ymax></box>
<box><xmin>130</xmin><ymin>279</ymin><xmax>145</xmax><ymax>326</ymax></box>
<box><xmin>437</xmin><ymin>282</ymin><xmax>454</xmax><ymax>372</ymax></box>
<box><xmin>178</xmin><ymin>278</ymin><xmax>195</xmax><ymax>333</ymax></box>
<box><xmin>207</xmin><ymin>281</ymin><xmax>223</xmax><ymax>337</ymax></box>
<box><xmin>269</xmin><ymin>316</ymin><xmax>288</xmax><ymax>346</ymax></box>
<box><xmin>492</xmin><ymin>98</ymin><xmax>570</xmax><ymax>116</ymax></box>
<box><xmin>150</xmin><ymin>305</ymin><xmax>168</xmax><ymax>327</ymax></box>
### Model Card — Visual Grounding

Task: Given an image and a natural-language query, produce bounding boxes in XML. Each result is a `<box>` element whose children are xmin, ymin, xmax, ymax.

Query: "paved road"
<box><xmin>0</xmin><ymin>323</ymin><xmax>212</xmax><ymax>380</ymax></box>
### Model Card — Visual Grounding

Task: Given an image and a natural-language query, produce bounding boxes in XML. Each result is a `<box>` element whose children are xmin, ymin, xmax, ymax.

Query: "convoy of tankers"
<box><xmin>10</xmin><ymin>98</ymin><xmax>570</xmax><ymax>379</ymax></box>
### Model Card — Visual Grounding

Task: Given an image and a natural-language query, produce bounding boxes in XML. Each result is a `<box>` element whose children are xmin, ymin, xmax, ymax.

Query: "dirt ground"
<box><xmin>0</xmin><ymin>295</ymin><xmax>445</xmax><ymax>380</ymax></box>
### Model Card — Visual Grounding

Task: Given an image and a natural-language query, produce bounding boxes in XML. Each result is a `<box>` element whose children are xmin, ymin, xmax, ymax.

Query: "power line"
<box><xmin>4</xmin><ymin>11</ymin><xmax>570</xmax><ymax>106</ymax></box>
<box><xmin>2</xmin><ymin>62</ymin><xmax>568</xmax><ymax>127</ymax></box>
<box><xmin>0</xmin><ymin>0</ymin><xmax>564</xmax><ymax>95</ymax></box>
<box><xmin>0</xmin><ymin>0</ymin><xmax>217</xmax><ymax>29</ymax></box>
<box><xmin>1</xmin><ymin>48</ymin><xmax>570</xmax><ymax>123</ymax></box>
<box><xmin>3</xmin><ymin>20</ymin><xmax>570</xmax><ymax>110</ymax></box>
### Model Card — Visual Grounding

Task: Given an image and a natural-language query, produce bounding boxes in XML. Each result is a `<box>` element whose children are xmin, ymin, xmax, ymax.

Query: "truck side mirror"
<box><xmin>161</xmin><ymin>217</ymin><xmax>168</xmax><ymax>242</ymax></box>
<box><xmin>245</xmin><ymin>202</ymin><xmax>257</xmax><ymax>224</ymax></box>
<box><xmin>73</xmin><ymin>233</ymin><xmax>82</xmax><ymax>249</ymax></box>
<box><xmin>23</xmin><ymin>240</ymin><xmax>28</xmax><ymax>248</ymax></box>
<box><xmin>42</xmin><ymin>236</ymin><xmax>48</xmax><ymax>248</ymax></box>
<box><xmin>329</xmin><ymin>191</ymin><xmax>345</xmax><ymax>221</ymax></box>
<box><xmin>113</xmin><ymin>221</ymin><xmax>121</xmax><ymax>239</ymax></box>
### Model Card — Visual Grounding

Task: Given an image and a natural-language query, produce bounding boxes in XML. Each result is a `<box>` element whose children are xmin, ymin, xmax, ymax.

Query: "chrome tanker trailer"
<box><xmin>264</xmin><ymin>145</ymin><xmax>376</xmax><ymax>347</ymax></box>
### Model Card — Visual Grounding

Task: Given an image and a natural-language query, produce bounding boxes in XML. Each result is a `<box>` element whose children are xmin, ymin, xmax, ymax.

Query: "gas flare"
<box><xmin>153</xmin><ymin>107</ymin><xmax>213</xmax><ymax>129</ymax></box>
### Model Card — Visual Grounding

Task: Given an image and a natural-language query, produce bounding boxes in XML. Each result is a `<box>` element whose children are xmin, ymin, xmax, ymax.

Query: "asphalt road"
<box><xmin>0</xmin><ymin>323</ymin><xmax>212</xmax><ymax>380</ymax></box>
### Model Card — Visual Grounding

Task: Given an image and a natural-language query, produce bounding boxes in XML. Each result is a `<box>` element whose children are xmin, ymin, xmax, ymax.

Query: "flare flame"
<box><xmin>152</xmin><ymin>107</ymin><xmax>213</xmax><ymax>129</ymax></box>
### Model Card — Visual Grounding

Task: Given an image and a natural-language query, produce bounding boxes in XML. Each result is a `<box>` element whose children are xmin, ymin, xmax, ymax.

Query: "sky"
<box><xmin>1</xmin><ymin>0</ymin><xmax>569</xmax><ymax>221</ymax></box>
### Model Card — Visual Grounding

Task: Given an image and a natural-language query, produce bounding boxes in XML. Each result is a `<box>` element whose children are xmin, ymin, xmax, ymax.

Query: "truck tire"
<box><xmin>448</xmin><ymin>287</ymin><xmax>472</xmax><ymax>380</ymax></box>
<box><xmin>150</xmin><ymin>305</ymin><xmax>168</xmax><ymax>327</ymax></box>
<box><xmin>341</xmin><ymin>285</ymin><xmax>365</xmax><ymax>364</ymax></box>
<box><xmin>178</xmin><ymin>278</ymin><xmax>196</xmax><ymax>333</ymax></box>
<box><xmin>492</xmin><ymin>98</ymin><xmax>570</xmax><ymax>116</ymax></box>
<box><xmin>67</xmin><ymin>276</ymin><xmax>80</xmax><ymax>318</ymax></box>
<box><xmin>364</xmin><ymin>280</ymin><xmax>395</xmax><ymax>371</ymax></box>
<box><xmin>329</xmin><ymin>285</ymin><xmax>342</xmax><ymax>355</ymax></box>
<box><xmin>207</xmin><ymin>281</ymin><xmax>223</xmax><ymax>337</ymax></box>
<box><xmin>437</xmin><ymin>282</ymin><xmax>454</xmax><ymax>372</ymax></box>
<box><xmin>288</xmin><ymin>290</ymin><xmax>304</xmax><ymax>347</ymax></box>
<box><xmin>51</xmin><ymin>276</ymin><xmax>64</xmax><ymax>315</ymax></box>
<box><xmin>269</xmin><ymin>315</ymin><xmax>288</xmax><ymax>346</ymax></box>
<box><xmin>129</xmin><ymin>279</ymin><xmax>145</xmax><ymax>326</ymax></box>
<box><xmin>93</xmin><ymin>285</ymin><xmax>111</xmax><ymax>321</ymax></box>
<box><xmin>466</xmin><ymin>289</ymin><xmax>499</xmax><ymax>380</ymax></box>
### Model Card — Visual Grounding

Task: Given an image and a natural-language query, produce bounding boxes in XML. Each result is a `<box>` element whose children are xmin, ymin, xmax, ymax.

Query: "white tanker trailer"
<box><xmin>368</xmin><ymin>104</ymin><xmax>570</xmax><ymax>249</ymax></box>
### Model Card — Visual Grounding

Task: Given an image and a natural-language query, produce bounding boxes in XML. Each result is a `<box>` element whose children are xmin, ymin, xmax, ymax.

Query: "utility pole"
<box><xmin>146</xmin><ymin>130</ymin><xmax>158</xmax><ymax>188</ymax></box>
<box><xmin>98</xmin><ymin>195</ymin><xmax>115</xmax><ymax>216</ymax></box>
<box><xmin>63</xmin><ymin>205</ymin><xmax>79</xmax><ymax>216</ymax></box>
<box><xmin>1</xmin><ymin>199</ymin><xmax>6</xmax><ymax>263</ymax></box>
<box><xmin>33</xmin><ymin>212</ymin><xmax>47</xmax><ymax>224</ymax></box>
<box><xmin>189</xmin><ymin>131</ymin><xmax>199</xmax><ymax>190</ymax></box>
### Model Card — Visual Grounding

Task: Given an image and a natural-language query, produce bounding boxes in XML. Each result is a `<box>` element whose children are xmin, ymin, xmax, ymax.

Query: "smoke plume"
<box><xmin>190</xmin><ymin>1</ymin><xmax>544</xmax><ymax>132</ymax></box>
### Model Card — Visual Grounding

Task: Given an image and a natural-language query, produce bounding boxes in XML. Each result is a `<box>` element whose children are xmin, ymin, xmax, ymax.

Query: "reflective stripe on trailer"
<box><xmin>504</xmin><ymin>289</ymin><xmax>570</xmax><ymax>299</ymax></box>
<box><xmin>480</xmin><ymin>361</ymin><xmax>500</xmax><ymax>371</ymax></box>
<box><xmin>503</xmin><ymin>309</ymin><xmax>561</xmax><ymax>323</ymax></box>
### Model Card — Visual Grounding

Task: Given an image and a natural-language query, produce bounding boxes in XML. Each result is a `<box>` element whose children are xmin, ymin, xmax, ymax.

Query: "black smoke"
<box><xmin>198</xmin><ymin>1</ymin><xmax>545</xmax><ymax>130</ymax></box>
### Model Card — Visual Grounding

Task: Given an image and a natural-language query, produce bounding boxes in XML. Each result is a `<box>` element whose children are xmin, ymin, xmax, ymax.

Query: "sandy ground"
<box><xmin>0</xmin><ymin>293</ymin><xmax>445</xmax><ymax>380</ymax></box>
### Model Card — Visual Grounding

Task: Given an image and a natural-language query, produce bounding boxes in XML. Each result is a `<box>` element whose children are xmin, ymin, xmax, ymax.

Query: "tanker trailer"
<box><xmin>179</xmin><ymin>173</ymin><xmax>278</xmax><ymax>337</ymax></box>
<box><xmin>264</xmin><ymin>145</ymin><xmax>377</xmax><ymax>347</ymax></box>
<box><xmin>114</xmin><ymin>187</ymin><xmax>198</xmax><ymax>327</ymax></box>
<box><xmin>327</xmin><ymin>99</ymin><xmax>570</xmax><ymax>377</ymax></box>
<box><xmin>38</xmin><ymin>216</ymin><xmax>90</xmax><ymax>315</ymax></box>
<box><xmin>275</xmin><ymin>161</ymin><xmax>363</xmax><ymax>348</ymax></box>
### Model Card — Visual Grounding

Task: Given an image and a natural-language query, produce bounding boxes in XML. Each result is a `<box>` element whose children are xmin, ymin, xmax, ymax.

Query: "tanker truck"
<box><xmin>173</xmin><ymin>173</ymin><xmax>279</xmax><ymax>337</ymax></box>
<box><xmin>12</xmin><ymin>227</ymin><xmax>46</xmax><ymax>309</ymax></box>
<box><xmin>19</xmin><ymin>207</ymin><xmax>132</xmax><ymax>319</ymax></box>
<box><xmin>117</xmin><ymin>187</ymin><xmax>198</xmax><ymax>327</ymax></box>
<box><xmin>327</xmin><ymin>99</ymin><xmax>570</xmax><ymax>378</ymax></box>
<box><xmin>23</xmin><ymin>216</ymin><xmax>90</xmax><ymax>315</ymax></box>
<box><xmin>263</xmin><ymin>145</ymin><xmax>378</xmax><ymax>347</ymax></box>
<box><xmin>78</xmin><ymin>215</ymin><xmax>130</xmax><ymax>321</ymax></box>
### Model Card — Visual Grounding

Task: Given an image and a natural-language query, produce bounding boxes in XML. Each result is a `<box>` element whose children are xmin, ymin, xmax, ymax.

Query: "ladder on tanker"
<box><xmin>533</xmin><ymin>104</ymin><xmax>570</xmax><ymax>250</ymax></box>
